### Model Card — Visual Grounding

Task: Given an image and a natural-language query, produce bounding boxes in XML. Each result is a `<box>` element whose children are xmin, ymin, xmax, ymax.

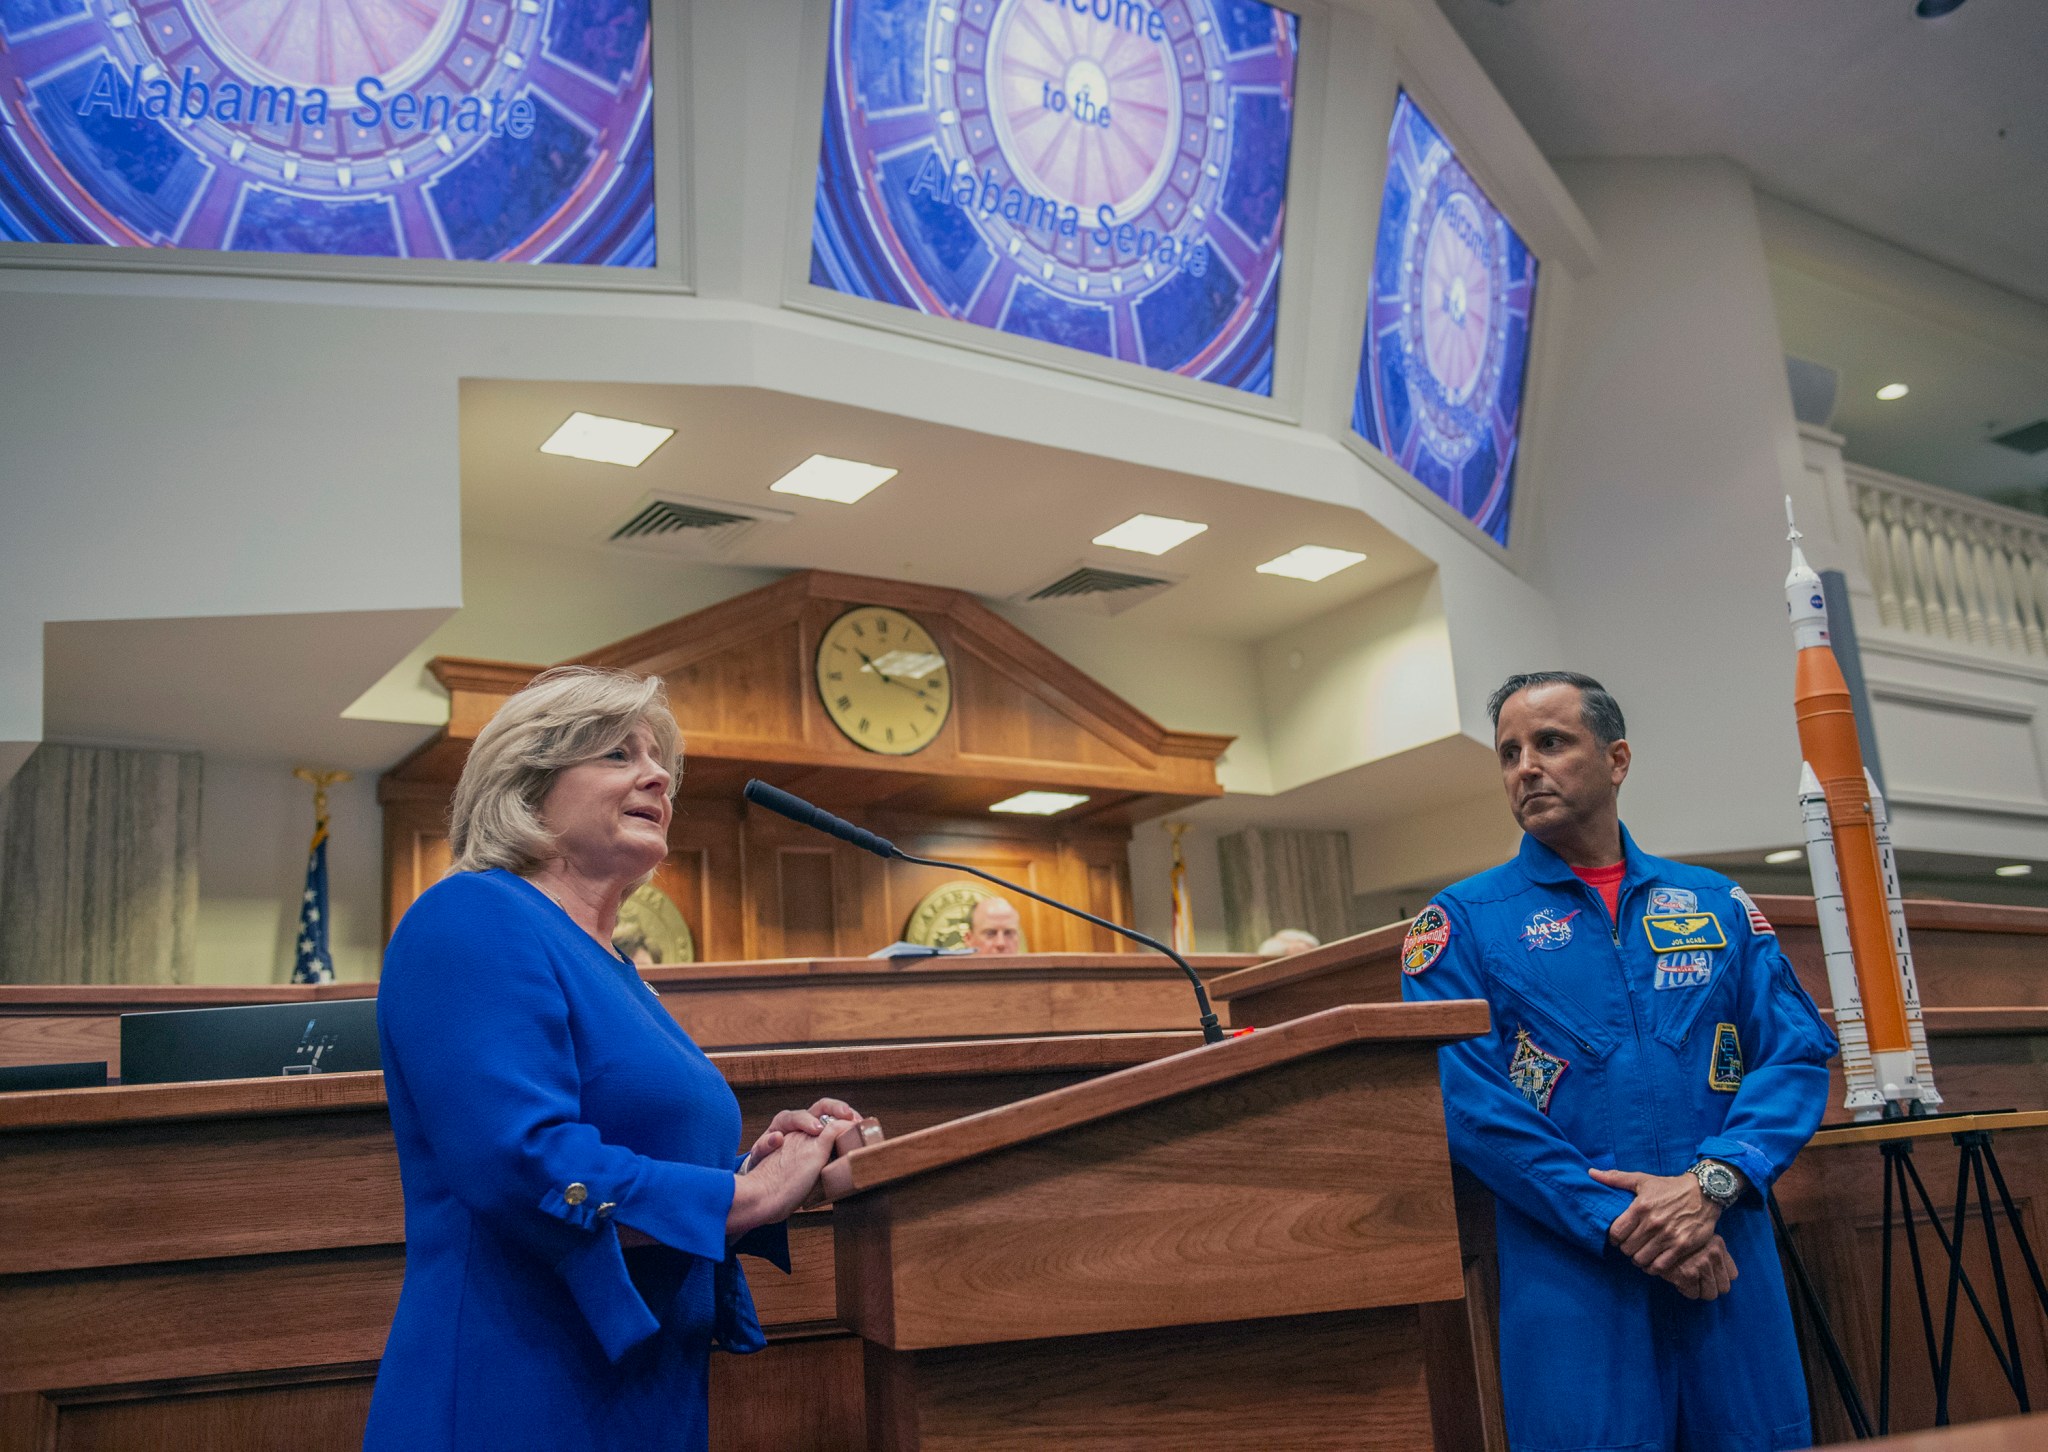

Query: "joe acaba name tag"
<box><xmin>1642</xmin><ymin>912</ymin><xmax>1728</xmax><ymax>953</ymax></box>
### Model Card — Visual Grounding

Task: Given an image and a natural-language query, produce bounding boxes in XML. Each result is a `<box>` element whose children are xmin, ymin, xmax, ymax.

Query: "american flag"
<box><xmin>290</xmin><ymin>770</ymin><xmax>347</xmax><ymax>983</ymax></box>
<box><xmin>1168</xmin><ymin>822</ymin><xmax>1195</xmax><ymax>955</ymax></box>
<box><xmin>291</xmin><ymin>823</ymin><xmax>335</xmax><ymax>984</ymax></box>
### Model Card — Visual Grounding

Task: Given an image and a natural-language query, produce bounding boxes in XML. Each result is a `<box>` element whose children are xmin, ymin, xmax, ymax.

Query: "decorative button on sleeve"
<box><xmin>565</xmin><ymin>1183</ymin><xmax>588</xmax><ymax>1205</ymax></box>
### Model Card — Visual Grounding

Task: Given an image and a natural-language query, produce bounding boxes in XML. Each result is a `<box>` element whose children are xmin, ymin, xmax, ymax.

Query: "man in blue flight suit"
<box><xmin>1401</xmin><ymin>671</ymin><xmax>1838</xmax><ymax>1452</ymax></box>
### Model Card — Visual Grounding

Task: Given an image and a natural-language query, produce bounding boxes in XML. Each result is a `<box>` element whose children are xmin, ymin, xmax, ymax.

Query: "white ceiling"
<box><xmin>1436</xmin><ymin>0</ymin><xmax>2048</xmax><ymax>304</ymax></box>
<box><xmin>1772</xmin><ymin>262</ymin><xmax>2048</xmax><ymax>501</ymax></box>
<box><xmin>460</xmin><ymin>380</ymin><xmax>1431</xmax><ymax>644</ymax></box>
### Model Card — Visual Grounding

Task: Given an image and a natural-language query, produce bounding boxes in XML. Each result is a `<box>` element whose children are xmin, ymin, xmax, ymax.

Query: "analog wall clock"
<box><xmin>815</xmin><ymin>607</ymin><xmax>952</xmax><ymax>755</ymax></box>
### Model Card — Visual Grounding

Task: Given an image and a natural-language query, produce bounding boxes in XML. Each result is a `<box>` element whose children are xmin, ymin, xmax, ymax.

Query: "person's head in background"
<box><xmin>961</xmin><ymin>895</ymin><xmax>1024</xmax><ymax>955</ymax></box>
<box><xmin>1257</xmin><ymin>928</ymin><xmax>1321</xmax><ymax>958</ymax></box>
<box><xmin>612</xmin><ymin>926</ymin><xmax>657</xmax><ymax>968</ymax></box>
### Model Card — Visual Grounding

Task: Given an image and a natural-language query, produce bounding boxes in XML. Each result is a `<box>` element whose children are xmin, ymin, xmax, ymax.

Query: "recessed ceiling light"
<box><xmin>1876</xmin><ymin>383</ymin><xmax>1910</xmax><ymax>402</ymax></box>
<box><xmin>1995</xmin><ymin>863</ymin><xmax>2033</xmax><ymax>877</ymax></box>
<box><xmin>768</xmin><ymin>454</ymin><xmax>898</xmax><ymax>504</ymax></box>
<box><xmin>1092</xmin><ymin>514</ymin><xmax>1208</xmax><ymax>556</ymax></box>
<box><xmin>989</xmin><ymin>790</ymin><xmax>1090</xmax><ymax>816</ymax></box>
<box><xmin>539</xmin><ymin>411</ymin><xmax>675</xmax><ymax>467</ymax></box>
<box><xmin>1764</xmin><ymin>849</ymin><xmax>1803</xmax><ymax>865</ymax></box>
<box><xmin>1257</xmin><ymin>545</ymin><xmax>1369</xmax><ymax>582</ymax></box>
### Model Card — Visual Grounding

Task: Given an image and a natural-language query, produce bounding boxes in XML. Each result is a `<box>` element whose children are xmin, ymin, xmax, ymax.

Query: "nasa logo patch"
<box><xmin>1654</xmin><ymin>951</ymin><xmax>1713</xmax><ymax>990</ymax></box>
<box><xmin>1403</xmin><ymin>904</ymin><xmax>1450</xmax><ymax>976</ymax></box>
<box><xmin>1649</xmin><ymin>886</ymin><xmax>1698</xmax><ymax>915</ymax></box>
<box><xmin>1509</xmin><ymin>1027</ymin><xmax>1569</xmax><ymax>1114</ymax></box>
<box><xmin>1521</xmin><ymin>907</ymin><xmax>1581</xmax><ymax>952</ymax></box>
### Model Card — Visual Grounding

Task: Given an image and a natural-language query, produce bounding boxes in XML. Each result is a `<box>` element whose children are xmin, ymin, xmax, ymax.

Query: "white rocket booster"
<box><xmin>1786</xmin><ymin>504</ymin><xmax>1940</xmax><ymax>1118</ymax></box>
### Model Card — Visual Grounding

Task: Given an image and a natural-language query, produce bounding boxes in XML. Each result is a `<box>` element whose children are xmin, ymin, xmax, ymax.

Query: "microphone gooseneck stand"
<box><xmin>742</xmin><ymin>778</ymin><xmax>1225</xmax><ymax>1045</ymax></box>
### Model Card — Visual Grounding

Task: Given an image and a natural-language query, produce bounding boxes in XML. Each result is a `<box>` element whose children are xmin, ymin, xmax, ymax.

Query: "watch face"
<box><xmin>0</xmin><ymin>0</ymin><xmax>656</xmax><ymax>263</ymax></box>
<box><xmin>809</xmin><ymin>0</ymin><xmax>1300</xmax><ymax>397</ymax></box>
<box><xmin>816</xmin><ymin>607</ymin><xmax>952</xmax><ymax>755</ymax></box>
<box><xmin>1353</xmin><ymin>91</ymin><xmax>1538</xmax><ymax>547</ymax></box>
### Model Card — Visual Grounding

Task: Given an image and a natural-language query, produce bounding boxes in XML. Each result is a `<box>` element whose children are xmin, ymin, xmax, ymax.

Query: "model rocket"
<box><xmin>1786</xmin><ymin>502</ymin><xmax>1940</xmax><ymax>1118</ymax></box>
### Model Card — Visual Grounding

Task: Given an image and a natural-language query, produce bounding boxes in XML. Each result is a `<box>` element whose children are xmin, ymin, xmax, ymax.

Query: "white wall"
<box><xmin>1524</xmin><ymin>158</ymin><xmax>1813</xmax><ymax>857</ymax></box>
<box><xmin>197</xmin><ymin>760</ymin><xmax>383</xmax><ymax>984</ymax></box>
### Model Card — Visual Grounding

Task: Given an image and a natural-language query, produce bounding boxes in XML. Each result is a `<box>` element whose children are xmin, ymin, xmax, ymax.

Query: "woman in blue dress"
<box><xmin>366</xmin><ymin>666</ymin><xmax>856</xmax><ymax>1450</ymax></box>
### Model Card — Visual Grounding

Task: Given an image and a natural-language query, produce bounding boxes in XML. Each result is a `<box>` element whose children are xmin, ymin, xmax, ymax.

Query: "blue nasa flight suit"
<box><xmin>1401</xmin><ymin>827</ymin><xmax>1838</xmax><ymax>1452</ymax></box>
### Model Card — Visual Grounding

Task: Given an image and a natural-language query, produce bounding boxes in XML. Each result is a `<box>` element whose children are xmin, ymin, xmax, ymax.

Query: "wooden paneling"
<box><xmin>829</xmin><ymin>1005</ymin><xmax>1480</xmax><ymax>1450</ymax></box>
<box><xmin>708</xmin><ymin>1335</ymin><xmax>863</xmax><ymax>1452</ymax></box>
<box><xmin>0</xmin><ymin>1034</ymin><xmax>1207</xmax><ymax>1452</ymax></box>
<box><xmin>381</xmin><ymin>570</ymin><xmax>1231</xmax><ymax>939</ymax></box>
<box><xmin>0</xmin><ymin>1248</ymin><xmax>403</xmax><ymax>1394</ymax></box>
<box><xmin>834</xmin><ymin>1044</ymin><xmax>1463</xmax><ymax>1351</ymax></box>
<box><xmin>377</xmin><ymin>784</ymin><xmax>451</xmax><ymax>944</ymax></box>
<box><xmin>0</xmin><ymin>958</ymin><xmax>1248</xmax><ymax>1075</ymax></box>
<box><xmin>668</xmin><ymin>618</ymin><xmax>809</xmax><ymax>744</ymax></box>
<box><xmin>861</xmin><ymin>1307</ymin><xmax>1430</xmax><ymax>1452</ymax></box>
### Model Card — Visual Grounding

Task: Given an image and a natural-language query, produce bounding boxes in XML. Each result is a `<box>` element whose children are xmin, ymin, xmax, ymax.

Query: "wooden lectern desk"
<box><xmin>821</xmin><ymin>1001</ymin><xmax>1490</xmax><ymax>1451</ymax></box>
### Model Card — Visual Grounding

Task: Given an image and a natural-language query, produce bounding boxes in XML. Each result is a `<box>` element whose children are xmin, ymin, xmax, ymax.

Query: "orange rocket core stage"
<box><xmin>1794</xmin><ymin>645</ymin><xmax>1912</xmax><ymax>1055</ymax></box>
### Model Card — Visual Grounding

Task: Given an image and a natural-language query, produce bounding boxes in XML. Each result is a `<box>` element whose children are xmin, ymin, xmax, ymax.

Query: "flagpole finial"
<box><xmin>293</xmin><ymin>766</ymin><xmax>353</xmax><ymax>825</ymax></box>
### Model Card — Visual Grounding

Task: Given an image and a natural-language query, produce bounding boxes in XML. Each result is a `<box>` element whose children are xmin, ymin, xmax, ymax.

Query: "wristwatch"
<box><xmin>1691</xmin><ymin>1159</ymin><xmax>1743</xmax><ymax>1209</ymax></box>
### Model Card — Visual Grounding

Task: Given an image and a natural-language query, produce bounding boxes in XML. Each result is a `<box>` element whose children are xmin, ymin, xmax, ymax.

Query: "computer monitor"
<box><xmin>119</xmin><ymin>998</ymin><xmax>381</xmax><ymax>1085</ymax></box>
<box><xmin>0</xmin><ymin>1060</ymin><xmax>109</xmax><ymax>1092</ymax></box>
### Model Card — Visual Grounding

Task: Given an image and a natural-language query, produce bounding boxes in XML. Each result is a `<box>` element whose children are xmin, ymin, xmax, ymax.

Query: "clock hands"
<box><xmin>855</xmin><ymin>648</ymin><xmax>934</xmax><ymax>699</ymax></box>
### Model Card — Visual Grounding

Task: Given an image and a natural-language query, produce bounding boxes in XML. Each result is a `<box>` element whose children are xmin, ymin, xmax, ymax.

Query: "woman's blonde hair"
<box><xmin>448</xmin><ymin>666</ymin><xmax>681</xmax><ymax>875</ymax></box>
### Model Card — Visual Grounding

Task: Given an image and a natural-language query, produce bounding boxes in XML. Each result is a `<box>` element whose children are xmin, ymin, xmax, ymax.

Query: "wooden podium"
<box><xmin>820</xmin><ymin>1002</ymin><xmax>1489</xmax><ymax>1450</ymax></box>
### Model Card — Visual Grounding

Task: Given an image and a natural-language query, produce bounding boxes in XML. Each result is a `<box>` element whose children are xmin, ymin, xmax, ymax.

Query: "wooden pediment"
<box><xmin>386</xmin><ymin>571</ymin><xmax>1230</xmax><ymax>827</ymax></box>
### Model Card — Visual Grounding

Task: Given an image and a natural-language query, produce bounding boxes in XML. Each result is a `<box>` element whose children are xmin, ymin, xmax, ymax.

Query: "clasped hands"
<box><xmin>727</xmin><ymin>1098</ymin><xmax>866</xmax><ymax>1237</ymax></box>
<box><xmin>1588</xmin><ymin>1167</ymin><xmax>1739</xmax><ymax>1301</ymax></box>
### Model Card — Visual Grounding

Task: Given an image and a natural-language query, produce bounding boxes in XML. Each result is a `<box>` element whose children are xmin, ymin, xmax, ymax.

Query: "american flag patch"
<box><xmin>1731</xmin><ymin>884</ymin><xmax>1775</xmax><ymax>936</ymax></box>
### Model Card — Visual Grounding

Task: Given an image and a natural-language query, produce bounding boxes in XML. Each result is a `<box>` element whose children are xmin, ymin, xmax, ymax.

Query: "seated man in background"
<box><xmin>1257</xmin><ymin>928</ymin><xmax>1321</xmax><ymax>957</ymax></box>
<box><xmin>1401</xmin><ymin>670</ymin><xmax>1836</xmax><ymax>1452</ymax></box>
<box><xmin>960</xmin><ymin>895</ymin><xmax>1025</xmax><ymax>954</ymax></box>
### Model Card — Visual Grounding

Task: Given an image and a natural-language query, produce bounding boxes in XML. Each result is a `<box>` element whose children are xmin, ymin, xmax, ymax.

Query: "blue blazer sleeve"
<box><xmin>1693</xmin><ymin>899</ymin><xmax>1838</xmax><ymax>1195</ymax></box>
<box><xmin>379</xmin><ymin>877</ymin><xmax>739</xmax><ymax>1361</ymax></box>
<box><xmin>1402</xmin><ymin>897</ymin><xmax>1634</xmax><ymax>1256</ymax></box>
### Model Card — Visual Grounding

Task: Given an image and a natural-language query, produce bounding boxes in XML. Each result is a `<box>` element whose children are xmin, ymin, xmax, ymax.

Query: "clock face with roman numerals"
<box><xmin>815</xmin><ymin>607</ymin><xmax>952</xmax><ymax>756</ymax></box>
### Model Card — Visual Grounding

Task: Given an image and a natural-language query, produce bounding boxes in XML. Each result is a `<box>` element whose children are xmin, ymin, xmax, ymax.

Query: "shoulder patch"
<box><xmin>1730</xmin><ymin>884</ymin><xmax>1775</xmax><ymax>936</ymax></box>
<box><xmin>1403</xmin><ymin>904</ymin><xmax>1451</xmax><ymax>976</ymax></box>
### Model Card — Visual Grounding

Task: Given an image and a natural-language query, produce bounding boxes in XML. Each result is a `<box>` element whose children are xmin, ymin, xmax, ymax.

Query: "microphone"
<box><xmin>742</xmin><ymin>779</ymin><xmax>1225</xmax><ymax>1044</ymax></box>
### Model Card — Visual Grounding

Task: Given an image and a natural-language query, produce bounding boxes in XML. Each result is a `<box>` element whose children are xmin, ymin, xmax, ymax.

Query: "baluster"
<box><xmin>2031</xmin><ymin>552</ymin><xmax>2048</xmax><ymax>657</ymax></box>
<box><xmin>1939</xmin><ymin>508</ymin><xmax>1985</xmax><ymax>646</ymax></box>
<box><xmin>1969</xmin><ymin>525</ymin><xmax>2002</xmax><ymax>649</ymax></box>
<box><xmin>2022</xmin><ymin>539</ymin><xmax>2048</xmax><ymax>656</ymax></box>
<box><xmin>1990</xmin><ymin>534</ymin><xmax>2027</xmax><ymax>653</ymax></box>
<box><xmin>1886</xmin><ymin>496</ymin><xmax>1927</xmax><ymax>635</ymax></box>
<box><xmin>1922</xmin><ymin>502</ymin><xmax>1964</xmax><ymax>641</ymax></box>
<box><xmin>1925</xmin><ymin>511</ymin><xmax>1965</xmax><ymax>642</ymax></box>
<box><xmin>1859</xmin><ymin>488</ymin><xmax>1903</xmax><ymax>630</ymax></box>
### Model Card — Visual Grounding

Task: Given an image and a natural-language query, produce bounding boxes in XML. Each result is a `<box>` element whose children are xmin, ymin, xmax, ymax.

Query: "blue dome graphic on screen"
<box><xmin>810</xmin><ymin>0</ymin><xmax>1299</xmax><ymax>397</ymax></box>
<box><xmin>0</xmin><ymin>0</ymin><xmax>655</xmax><ymax>265</ymax></box>
<box><xmin>1353</xmin><ymin>92</ymin><xmax>1538</xmax><ymax>547</ymax></box>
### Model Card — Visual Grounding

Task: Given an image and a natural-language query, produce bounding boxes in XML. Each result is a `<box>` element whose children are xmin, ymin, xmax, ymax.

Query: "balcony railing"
<box><xmin>1850</xmin><ymin>464</ymin><xmax>2048</xmax><ymax>660</ymax></box>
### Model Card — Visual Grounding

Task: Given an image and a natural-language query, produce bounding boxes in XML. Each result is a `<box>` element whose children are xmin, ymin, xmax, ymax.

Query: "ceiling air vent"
<box><xmin>1990</xmin><ymin>420</ymin><xmax>2048</xmax><ymax>456</ymax></box>
<box><xmin>1014</xmin><ymin>563</ymin><xmax>1178</xmax><ymax>617</ymax></box>
<box><xmin>602</xmin><ymin>492</ymin><xmax>792</xmax><ymax>558</ymax></box>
